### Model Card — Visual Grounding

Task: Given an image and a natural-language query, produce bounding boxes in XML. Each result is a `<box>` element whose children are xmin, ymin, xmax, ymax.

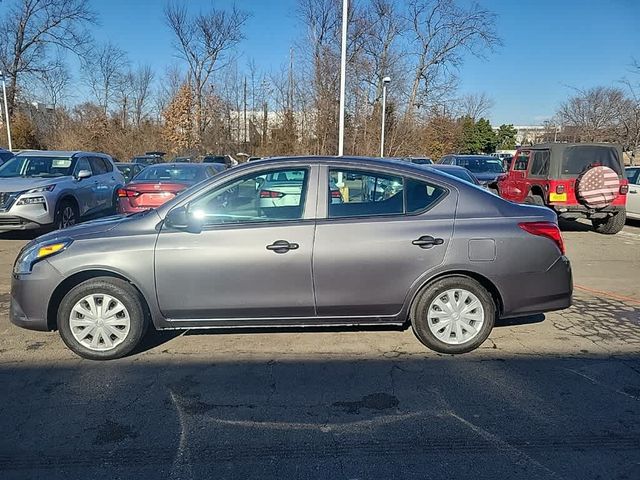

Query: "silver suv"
<box><xmin>0</xmin><ymin>150</ymin><xmax>125</xmax><ymax>232</ymax></box>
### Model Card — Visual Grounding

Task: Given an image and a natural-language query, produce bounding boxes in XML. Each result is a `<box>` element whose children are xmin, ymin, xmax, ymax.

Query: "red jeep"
<box><xmin>497</xmin><ymin>143</ymin><xmax>628</xmax><ymax>234</ymax></box>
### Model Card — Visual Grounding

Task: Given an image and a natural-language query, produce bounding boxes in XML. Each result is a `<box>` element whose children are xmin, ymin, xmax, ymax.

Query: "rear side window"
<box><xmin>89</xmin><ymin>157</ymin><xmax>108</xmax><ymax>174</ymax></box>
<box><xmin>328</xmin><ymin>169</ymin><xmax>404</xmax><ymax>218</ymax></box>
<box><xmin>529</xmin><ymin>150</ymin><xmax>550</xmax><ymax>176</ymax></box>
<box><xmin>562</xmin><ymin>146</ymin><xmax>622</xmax><ymax>176</ymax></box>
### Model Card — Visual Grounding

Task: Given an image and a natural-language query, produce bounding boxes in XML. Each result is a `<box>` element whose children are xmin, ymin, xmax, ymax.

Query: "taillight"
<box><xmin>620</xmin><ymin>184</ymin><xmax>629</xmax><ymax>195</ymax></box>
<box><xmin>519</xmin><ymin>221</ymin><xmax>565</xmax><ymax>255</ymax></box>
<box><xmin>117</xmin><ymin>188</ymin><xmax>140</xmax><ymax>198</ymax></box>
<box><xmin>555</xmin><ymin>184</ymin><xmax>565</xmax><ymax>194</ymax></box>
<box><xmin>259</xmin><ymin>190</ymin><xmax>285</xmax><ymax>198</ymax></box>
<box><xmin>331</xmin><ymin>190</ymin><xmax>342</xmax><ymax>198</ymax></box>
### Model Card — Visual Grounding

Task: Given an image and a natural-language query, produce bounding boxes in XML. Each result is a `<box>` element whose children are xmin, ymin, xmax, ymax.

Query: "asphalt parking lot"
<box><xmin>0</xmin><ymin>221</ymin><xmax>639</xmax><ymax>480</ymax></box>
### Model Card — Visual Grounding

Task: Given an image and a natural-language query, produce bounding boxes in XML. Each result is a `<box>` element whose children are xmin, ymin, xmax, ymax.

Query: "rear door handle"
<box><xmin>266</xmin><ymin>240</ymin><xmax>299</xmax><ymax>254</ymax></box>
<box><xmin>412</xmin><ymin>235</ymin><xmax>444</xmax><ymax>249</ymax></box>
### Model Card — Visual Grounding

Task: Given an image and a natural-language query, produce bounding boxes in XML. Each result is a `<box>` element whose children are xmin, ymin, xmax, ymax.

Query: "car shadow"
<box><xmin>129</xmin><ymin>313</ymin><xmax>546</xmax><ymax>356</ymax></box>
<box><xmin>558</xmin><ymin>218</ymin><xmax>593</xmax><ymax>232</ymax></box>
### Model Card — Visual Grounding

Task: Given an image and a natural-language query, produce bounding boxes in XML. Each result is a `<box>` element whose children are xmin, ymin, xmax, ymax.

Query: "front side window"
<box><xmin>626</xmin><ymin>168</ymin><xmax>639</xmax><ymax>185</ymax></box>
<box><xmin>513</xmin><ymin>151</ymin><xmax>530</xmax><ymax>171</ymax></box>
<box><xmin>189</xmin><ymin>168</ymin><xmax>308</xmax><ymax>225</ymax></box>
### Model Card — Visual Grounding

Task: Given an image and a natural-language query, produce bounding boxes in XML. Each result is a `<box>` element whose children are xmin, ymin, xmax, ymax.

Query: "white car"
<box><xmin>259</xmin><ymin>171</ymin><xmax>343</xmax><ymax>206</ymax></box>
<box><xmin>625</xmin><ymin>167</ymin><xmax>640</xmax><ymax>220</ymax></box>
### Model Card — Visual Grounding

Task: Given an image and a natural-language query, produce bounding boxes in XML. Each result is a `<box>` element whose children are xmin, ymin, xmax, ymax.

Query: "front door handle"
<box><xmin>266</xmin><ymin>240</ymin><xmax>299</xmax><ymax>254</ymax></box>
<box><xmin>412</xmin><ymin>235</ymin><xmax>444</xmax><ymax>249</ymax></box>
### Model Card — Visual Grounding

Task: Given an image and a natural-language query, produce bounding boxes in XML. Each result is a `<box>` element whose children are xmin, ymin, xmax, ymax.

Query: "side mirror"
<box><xmin>164</xmin><ymin>206</ymin><xmax>203</xmax><ymax>233</ymax></box>
<box><xmin>76</xmin><ymin>169</ymin><xmax>92</xmax><ymax>181</ymax></box>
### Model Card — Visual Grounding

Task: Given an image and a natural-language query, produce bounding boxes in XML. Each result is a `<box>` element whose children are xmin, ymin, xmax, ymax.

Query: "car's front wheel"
<box><xmin>55</xmin><ymin>199</ymin><xmax>79</xmax><ymax>230</ymax></box>
<box><xmin>57</xmin><ymin>277</ymin><xmax>147</xmax><ymax>360</ymax></box>
<box><xmin>411</xmin><ymin>276</ymin><xmax>495</xmax><ymax>354</ymax></box>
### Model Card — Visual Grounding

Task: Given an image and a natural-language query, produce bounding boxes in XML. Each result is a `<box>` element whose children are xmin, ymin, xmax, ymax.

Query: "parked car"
<box><xmin>497</xmin><ymin>143</ymin><xmax>628</xmax><ymax>234</ymax></box>
<box><xmin>10</xmin><ymin>156</ymin><xmax>572</xmax><ymax>360</ymax></box>
<box><xmin>132</xmin><ymin>152</ymin><xmax>165</xmax><ymax>166</ymax></box>
<box><xmin>0</xmin><ymin>150</ymin><xmax>124</xmax><ymax>232</ymax></box>
<box><xmin>429</xmin><ymin>164</ymin><xmax>480</xmax><ymax>185</ymax></box>
<box><xmin>439</xmin><ymin>154</ymin><xmax>505</xmax><ymax>189</ymax></box>
<box><xmin>407</xmin><ymin>157</ymin><xmax>433</xmax><ymax>165</ymax></box>
<box><xmin>0</xmin><ymin>148</ymin><xmax>14</xmax><ymax>165</ymax></box>
<box><xmin>117</xmin><ymin>163</ymin><xmax>222</xmax><ymax>214</ymax></box>
<box><xmin>258</xmin><ymin>170</ymin><xmax>343</xmax><ymax>208</ymax></box>
<box><xmin>115</xmin><ymin>162</ymin><xmax>145</xmax><ymax>183</ymax></box>
<box><xmin>173</xmin><ymin>156</ymin><xmax>195</xmax><ymax>163</ymax></box>
<box><xmin>202</xmin><ymin>154</ymin><xmax>236</xmax><ymax>168</ymax></box>
<box><xmin>625</xmin><ymin>166</ymin><xmax>640</xmax><ymax>221</ymax></box>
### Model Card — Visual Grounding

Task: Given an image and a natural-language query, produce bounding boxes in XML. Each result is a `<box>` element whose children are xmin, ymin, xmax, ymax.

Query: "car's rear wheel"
<box><xmin>55</xmin><ymin>199</ymin><xmax>79</xmax><ymax>230</ymax></box>
<box><xmin>592</xmin><ymin>209</ymin><xmax>626</xmax><ymax>234</ymax></box>
<box><xmin>57</xmin><ymin>277</ymin><xmax>147</xmax><ymax>360</ymax></box>
<box><xmin>411</xmin><ymin>276</ymin><xmax>495</xmax><ymax>354</ymax></box>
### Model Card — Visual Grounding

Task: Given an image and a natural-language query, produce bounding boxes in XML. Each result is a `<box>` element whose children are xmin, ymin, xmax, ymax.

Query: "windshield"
<box><xmin>134</xmin><ymin>165</ymin><xmax>207</xmax><ymax>183</ymax></box>
<box><xmin>561</xmin><ymin>146</ymin><xmax>622</xmax><ymax>176</ymax></box>
<box><xmin>458</xmin><ymin>157</ymin><xmax>504</xmax><ymax>174</ymax></box>
<box><xmin>0</xmin><ymin>155</ymin><xmax>75</xmax><ymax>178</ymax></box>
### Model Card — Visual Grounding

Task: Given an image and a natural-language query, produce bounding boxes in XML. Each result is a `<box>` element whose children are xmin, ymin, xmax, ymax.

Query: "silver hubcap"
<box><xmin>69</xmin><ymin>294</ymin><xmax>131</xmax><ymax>351</ymax></box>
<box><xmin>427</xmin><ymin>289</ymin><xmax>485</xmax><ymax>345</ymax></box>
<box><xmin>60</xmin><ymin>206</ymin><xmax>76</xmax><ymax>228</ymax></box>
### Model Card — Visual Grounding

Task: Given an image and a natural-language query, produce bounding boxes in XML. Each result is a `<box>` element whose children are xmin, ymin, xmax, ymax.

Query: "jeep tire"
<box><xmin>592</xmin><ymin>210</ymin><xmax>626</xmax><ymax>235</ymax></box>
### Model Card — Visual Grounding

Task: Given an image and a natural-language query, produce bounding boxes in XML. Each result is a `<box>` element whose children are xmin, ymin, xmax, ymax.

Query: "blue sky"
<box><xmin>88</xmin><ymin>0</ymin><xmax>639</xmax><ymax>125</ymax></box>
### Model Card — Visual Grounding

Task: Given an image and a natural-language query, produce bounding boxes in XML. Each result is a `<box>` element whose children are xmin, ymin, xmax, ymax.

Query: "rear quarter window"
<box><xmin>562</xmin><ymin>146</ymin><xmax>622</xmax><ymax>176</ymax></box>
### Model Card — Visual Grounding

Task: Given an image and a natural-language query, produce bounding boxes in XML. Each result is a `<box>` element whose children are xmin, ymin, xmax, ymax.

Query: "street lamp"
<box><xmin>337</xmin><ymin>0</ymin><xmax>348</xmax><ymax>157</ymax></box>
<box><xmin>0</xmin><ymin>71</ymin><xmax>12</xmax><ymax>151</ymax></box>
<box><xmin>380</xmin><ymin>76</ymin><xmax>391</xmax><ymax>157</ymax></box>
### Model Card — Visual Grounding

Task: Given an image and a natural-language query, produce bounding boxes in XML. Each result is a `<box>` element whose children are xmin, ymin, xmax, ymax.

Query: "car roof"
<box><xmin>15</xmin><ymin>150</ymin><xmax>109</xmax><ymax>157</ymax></box>
<box><xmin>429</xmin><ymin>164</ymin><xmax>471</xmax><ymax>171</ymax></box>
<box><xmin>145</xmin><ymin>162</ymin><xmax>209</xmax><ymax>168</ymax></box>
<box><xmin>522</xmin><ymin>142</ymin><xmax>622</xmax><ymax>151</ymax></box>
<box><xmin>450</xmin><ymin>154</ymin><xmax>498</xmax><ymax>159</ymax></box>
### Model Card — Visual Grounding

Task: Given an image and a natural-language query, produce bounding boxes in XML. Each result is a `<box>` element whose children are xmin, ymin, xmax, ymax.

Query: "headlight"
<box><xmin>13</xmin><ymin>238</ymin><xmax>72</xmax><ymax>274</ymax></box>
<box><xmin>26</xmin><ymin>185</ymin><xmax>56</xmax><ymax>194</ymax></box>
<box><xmin>16</xmin><ymin>196</ymin><xmax>46</xmax><ymax>206</ymax></box>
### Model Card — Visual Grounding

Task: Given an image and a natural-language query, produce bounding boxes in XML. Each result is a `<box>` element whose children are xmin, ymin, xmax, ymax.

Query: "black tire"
<box><xmin>524</xmin><ymin>194</ymin><xmax>545</xmax><ymax>206</ymax></box>
<box><xmin>55</xmin><ymin>198</ymin><xmax>79</xmax><ymax>230</ymax></box>
<box><xmin>592</xmin><ymin>209</ymin><xmax>626</xmax><ymax>235</ymax></box>
<box><xmin>411</xmin><ymin>276</ymin><xmax>496</xmax><ymax>354</ymax></box>
<box><xmin>57</xmin><ymin>277</ymin><xmax>147</xmax><ymax>360</ymax></box>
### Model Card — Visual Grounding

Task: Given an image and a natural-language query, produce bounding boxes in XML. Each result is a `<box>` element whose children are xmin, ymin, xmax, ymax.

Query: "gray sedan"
<box><xmin>10</xmin><ymin>156</ymin><xmax>572</xmax><ymax>360</ymax></box>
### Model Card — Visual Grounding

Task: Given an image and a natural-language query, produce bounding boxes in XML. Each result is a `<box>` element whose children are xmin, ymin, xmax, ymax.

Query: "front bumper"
<box><xmin>497</xmin><ymin>256</ymin><xmax>573</xmax><ymax>318</ymax></box>
<box><xmin>0</xmin><ymin>194</ymin><xmax>56</xmax><ymax>231</ymax></box>
<box><xmin>10</xmin><ymin>260</ymin><xmax>63</xmax><ymax>331</ymax></box>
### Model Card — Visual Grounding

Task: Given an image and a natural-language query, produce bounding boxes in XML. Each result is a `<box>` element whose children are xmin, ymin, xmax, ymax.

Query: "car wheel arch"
<box><xmin>46</xmin><ymin>269</ymin><xmax>152</xmax><ymax>331</ymax></box>
<box><xmin>407</xmin><ymin>270</ymin><xmax>504</xmax><ymax>322</ymax></box>
<box><xmin>55</xmin><ymin>194</ymin><xmax>79</xmax><ymax>214</ymax></box>
<box><xmin>530</xmin><ymin>185</ymin><xmax>545</xmax><ymax>199</ymax></box>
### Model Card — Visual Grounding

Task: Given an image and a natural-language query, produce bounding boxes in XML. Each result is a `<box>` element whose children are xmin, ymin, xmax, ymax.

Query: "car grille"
<box><xmin>0</xmin><ymin>216</ymin><xmax>26</xmax><ymax>226</ymax></box>
<box><xmin>0</xmin><ymin>192</ymin><xmax>17</xmax><ymax>210</ymax></box>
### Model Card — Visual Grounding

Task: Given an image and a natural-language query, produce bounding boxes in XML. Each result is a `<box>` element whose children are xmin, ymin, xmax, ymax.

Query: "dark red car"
<box><xmin>497</xmin><ymin>143</ymin><xmax>628</xmax><ymax>234</ymax></box>
<box><xmin>117</xmin><ymin>163</ymin><xmax>222</xmax><ymax>213</ymax></box>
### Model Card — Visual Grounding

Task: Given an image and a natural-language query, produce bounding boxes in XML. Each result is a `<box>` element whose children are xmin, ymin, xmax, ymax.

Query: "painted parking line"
<box><xmin>574</xmin><ymin>284</ymin><xmax>640</xmax><ymax>306</ymax></box>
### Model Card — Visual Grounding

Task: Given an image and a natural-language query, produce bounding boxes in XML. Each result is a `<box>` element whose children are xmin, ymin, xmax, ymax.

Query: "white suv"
<box><xmin>0</xmin><ymin>150</ymin><xmax>125</xmax><ymax>232</ymax></box>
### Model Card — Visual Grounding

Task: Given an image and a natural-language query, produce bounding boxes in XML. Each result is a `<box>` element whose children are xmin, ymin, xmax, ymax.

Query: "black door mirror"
<box><xmin>165</xmin><ymin>206</ymin><xmax>203</xmax><ymax>233</ymax></box>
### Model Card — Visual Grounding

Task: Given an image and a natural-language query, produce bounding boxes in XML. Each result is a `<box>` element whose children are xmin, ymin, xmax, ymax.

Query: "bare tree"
<box><xmin>164</xmin><ymin>2</ymin><xmax>249</xmax><ymax>143</ymax></box>
<box><xmin>0</xmin><ymin>0</ymin><xmax>95</xmax><ymax>115</ymax></box>
<box><xmin>405</xmin><ymin>0</ymin><xmax>500</xmax><ymax>117</ymax></box>
<box><xmin>83</xmin><ymin>42</ymin><xmax>129</xmax><ymax>116</ymax></box>
<box><xmin>456</xmin><ymin>92</ymin><xmax>494</xmax><ymax>121</ymax></box>
<box><xmin>37</xmin><ymin>59</ymin><xmax>71</xmax><ymax>111</ymax></box>
<box><xmin>130</xmin><ymin>65</ymin><xmax>154</xmax><ymax>127</ymax></box>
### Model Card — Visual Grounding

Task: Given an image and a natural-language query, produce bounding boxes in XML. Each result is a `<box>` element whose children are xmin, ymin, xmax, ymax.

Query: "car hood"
<box><xmin>34</xmin><ymin>214</ymin><xmax>130</xmax><ymax>244</ymax></box>
<box><xmin>473</xmin><ymin>172</ymin><xmax>502</xmax><ymax>183</ymax></box>
<box><xmin>0</xmin><ymin>176</ymin><xmax>70</xmax><ymax>193</ymax></box>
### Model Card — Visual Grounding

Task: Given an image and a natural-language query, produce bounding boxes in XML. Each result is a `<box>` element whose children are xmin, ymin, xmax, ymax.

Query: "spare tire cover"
<box><xmin>575</xmin><ymin>166</ymin><xmax>620</xmax><ymax>208</ymax></box>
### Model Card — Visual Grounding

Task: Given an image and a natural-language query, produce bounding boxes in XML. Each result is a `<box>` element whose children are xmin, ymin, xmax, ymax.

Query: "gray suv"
<box><xmin>0</xmin><ymin>150</ymin><xmax>125</xmax><ymax>232</ymax></box>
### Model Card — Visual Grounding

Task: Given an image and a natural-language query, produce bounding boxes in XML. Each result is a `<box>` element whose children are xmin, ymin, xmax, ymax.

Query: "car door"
<box><xmin>626</xmin><ymin>168</ymin><xmax>640</xmax><ymax>217</ymax></box>
<box><xmin>88</xmin><ymin>157</ymin><xmax>112</xmax><ymax>211</ymax></box>
<box><xmin>72</xmin><ymin>156</ymin><xmax>96</xmax><ymax>216</ymax></box>
<box><xmin>312</xmin><ymin>166</ymin><xmax>456</xmax><ymax>317</ymax></box>
<box><xmin>500</xmin><ymin>150</ymin><xmax>530</xmax><ymax>202</ymax></box>
<box><xmin>154</xmin><ymin>166</ymin><xmax>317</xmax><ymax>320</ymax></box>
<box><xmin>100</xmin><ymin>157</ymin><xmax>123</xmax><ymax>210</ymax></box>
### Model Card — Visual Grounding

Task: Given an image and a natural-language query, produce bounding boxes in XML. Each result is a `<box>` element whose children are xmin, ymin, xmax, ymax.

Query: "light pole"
<box><xmin>337</xmin><ymin>0</ymin><xmax>348</xmax><ymax>157</ymax></box>
<box><xmin>380</xmin><ymin>76</ymin><xmax>390</xmax><ymax>157</ymax></box>
<box><xmin>0</xmin><ymin>71</ymin><xmax>12</xmax><ymax>151</ymax></box>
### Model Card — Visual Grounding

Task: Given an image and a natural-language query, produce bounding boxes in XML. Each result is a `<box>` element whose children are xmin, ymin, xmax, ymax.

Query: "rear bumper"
<box><xmin>497</xmin><ymin>256</ymin><xmax>573</xmax><ymax>318</ymax></box>
<box><xmin>552</xmin><ymin>204</ymin><xmax>625</xmax><ymax>219</ymax></box>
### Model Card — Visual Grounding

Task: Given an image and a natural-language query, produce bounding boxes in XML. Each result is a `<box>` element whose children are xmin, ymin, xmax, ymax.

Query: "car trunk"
<box><xmin>122</xmin><ymin>182</ymin><xmax>189</xmax><ymax>208</ymax></box>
